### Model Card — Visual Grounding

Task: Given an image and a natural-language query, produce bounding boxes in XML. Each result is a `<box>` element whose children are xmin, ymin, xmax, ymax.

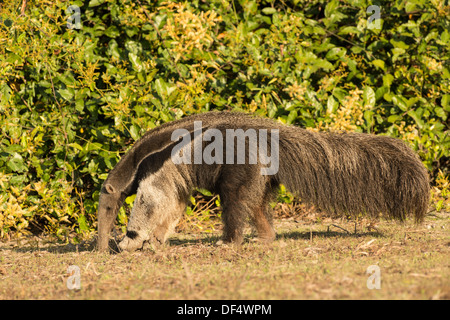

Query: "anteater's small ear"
<box><xmin>104</xmin><ymin>183</ymin><xmax>116</xmax><ymax>194</ymax></box>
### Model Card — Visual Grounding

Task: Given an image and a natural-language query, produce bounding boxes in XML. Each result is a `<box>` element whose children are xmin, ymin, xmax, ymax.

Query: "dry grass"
<box><xmin>0</xmin><ymin>209</ymin><xmax>448</xmax><ymax>300</ymax></box>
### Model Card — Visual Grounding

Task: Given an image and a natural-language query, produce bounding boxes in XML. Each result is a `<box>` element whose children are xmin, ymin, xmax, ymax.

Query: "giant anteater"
<box><xmin>97</xmin><ymin>111</ymin><xmax>429</xmax><ymax>252</ymax></box>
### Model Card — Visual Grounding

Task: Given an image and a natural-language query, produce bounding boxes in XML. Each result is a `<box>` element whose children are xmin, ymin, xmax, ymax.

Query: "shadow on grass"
<box><xmin>168</xmin><ymin>234</ymin><xmax>222</xmax><ymax>246</ymax></box>
<box><xmin>4</xmin><ymin>227</ymin><xmax>383</xmax><ymax>254</ymax></box>
<box><xmin>168</xmin><ymin>227</ymin><xmax>384</xmax><ymax>246</ymax></box>
<box><xmin>4</xmin><ymin>240</ymin><xmax>98</xmax><ymax>254</ymax></box>
<box><xmin>276</xmin><ymin>229</ymin><xmax>384</xmax><ymax>241</ymax></box>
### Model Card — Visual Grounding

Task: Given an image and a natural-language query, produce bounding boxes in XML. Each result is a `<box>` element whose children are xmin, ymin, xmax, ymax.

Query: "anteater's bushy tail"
<box><xmin>276</xmin><ymin>128</ymin><xmax>430</xmax><ymax>222</ymax></box>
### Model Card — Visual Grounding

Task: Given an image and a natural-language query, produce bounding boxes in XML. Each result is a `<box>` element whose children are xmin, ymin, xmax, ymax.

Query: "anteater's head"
<box><xmin>97</xmin><ymin>183</ymin><xmax>123</xmax><ymax>252</ymax></box>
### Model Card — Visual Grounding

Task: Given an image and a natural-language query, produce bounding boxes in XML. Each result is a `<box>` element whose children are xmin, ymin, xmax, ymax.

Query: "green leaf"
<box><xmin>154</xmin><ymin>14</ymin><xmax>167</xmax><ymax>29</ymax></box>
<box><xmin>387</xmin><ymin>115</ymin><xmax>402</xmax><ymax>123</ymax></box>
<box><xmin>89</xmin><ymin>0</ymin><xmax>106</xmax><ymax>7</ymax></box>
<box><xmin>58</xmin><ymin>88</ymin><xmax>74</xmax><ymax>101</ymax></box>
<box><xmin>197</xmin><ymin>188</ymin><xmax>213</xmax><ymax>196</ymax></box>
<box><xmin>75</xmin><ymin>99</ymin><xmax>84</xmax><ymax>112</ymax></box>
<box><xmin>375</xmin><ymin>86</ymin><xmax>388</xmax><ymax>101</ymax></box>
<box><xmin>105</xmin><ymin>26</ymin><xmax>120</xmax><ymax>38</ymax></box>
<box><xmin>326</xmin><ymin>47</ymin><xmax>345</xmax><ymax>60</ymax></box>
<box><xmin>405</xmin><ymin>1</ymin><xmax>418</xmax><ymax>12</ymax></box>
<box><xmin>0</xmin><ymin>83</ymin><xmax>11</xmax><ymax>103</ymax></box>
<box><xmin>391</xmin><ymin>48</ymin><xmax>406</xmax><ymax>62</ymax></box>
<box><xmin>314</xmin><ymin>59</ymin><xmax>334</xmax><ymax>71</ymax></box>
<box><xmin>130</xmin><ymin>124</ymin><xmax>141</xmax><ymax>141</ymax></box>
<box><xmin>287</xmin><ymin>110</ymin><xmax>297</xmax><ymax>125</ymax></box>
<box><xmin>392</xmin><ymin>95</ymin><xmax>408</xmax><ymax>111</ymax></box>
<box><xmin>125</xmin><ymin>194</ymin><xmax>136</xmax><ymax>205</ymax></box>
<box><xmin>68</xmin><ymin>143</ymin><xmax>84</xmax><ymax>152</ymax></box>
<box><xmin>262</xmin><ymin>7</ymin><xmax>277</xmax><ymax>15</ymax></box>
<box><xmin>129</xmin><ymin>53</ymin><xmax>143</xmax><ymax>72</ymax></box>
<box><xmin>441</xmin><ymin>30</ymin><xmax>450</xmax><ymax>44</ymax></box>
<box><xmin>332</xmin><ymin>87</ymin><xmax>348</xmax><ymax>104</ymax></box>
<box><xmin>108</xmin><ymin>39</ymin><xmax>121</xmax><ymax>59</ymax></box>
<box><xmin>6</xmin><ymin>52</ymin><xmax>23</xmax><ymax>65</ymax></box>
<box><xmin>77</xmin><ymin>214</ymin><xmax>89</xmax><ymax>232</ymax></box>
<box><xmin>364</xmin><ymin>110</ymin><xmax>374</xmax><ymax>129</ymax></box>
<box><xmin>324</xmin><ymin>0</ymin><xmax>339</xmax><ymax>18</ymax></box>
<box><xmin>434</xmin><ymin>107</ymin><xmax>447</xmax><ymax>120</ymax></box>
<box><xmin>8</xmin><ymin>153</ymin><xmax>27</xmax><ymax>173</ymax></box>
<box><xmin>363</xmin><ymin>86</ymin><xmax>376</xmax><ymax>109</ymax></box>
<box><xmin>327</xmin><ymin>96</ymin><xmax>338</xmax><ymax>114</ymax></box>
<box><xmin>442</xmin><ymin>94</ymin><xmax>450</xmax><ymax>112</ymax></box>
<box><xmin>338</xmin><ymin>26</ymin><xmax>361</xmax><ymax>36</ymax></box>
<box><xmin>372</xmin><ymin>59</ymin><xmax>385</xmax><ymax>71</ymax></box>
<box><xmin>390</xmin><ymin>39</ymin><xmax>409</xmax><ymax>49</ymax></box>
<box><xmin>383</xmin><ymin>91</ymin><xmax>393</xmax><ymax>102</ymax></box>
<box><xmin>382</xmin><ymin>74</ymin><xmax>394</xmax><ymax>87</ymax></box>
<box><xmin>407</xmin><ymin>110</ymin><xmax>424</xmax><ymax>129</ymax></box>
<box><xmin>154</xmin><ymin>78</ymin><xmax>168</xmax><ymax>99</ymax></box>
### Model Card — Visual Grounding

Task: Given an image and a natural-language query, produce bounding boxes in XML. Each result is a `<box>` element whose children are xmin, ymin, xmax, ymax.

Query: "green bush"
<box><xmin>0</xmin><ymin>0</ymin><xmax>448</xmax><ymax>240</ymax></box>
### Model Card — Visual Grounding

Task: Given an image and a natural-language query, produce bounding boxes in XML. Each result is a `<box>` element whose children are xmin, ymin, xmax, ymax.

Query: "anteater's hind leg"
<box><xmin>249</xmin><ymin>201</ymin><xmax>276</xmax><ymax>243</ymax></box>
<box><xmin>247</xmin><ymin>180</ymin><xmax>276</xmax><ymax>242</ymax></box>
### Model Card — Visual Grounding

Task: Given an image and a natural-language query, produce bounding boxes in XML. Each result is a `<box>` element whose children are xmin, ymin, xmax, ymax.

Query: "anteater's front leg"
<box><xmin>147</xmin><ymin>205</ymin><xmax>183</xmax><ymax>248</ymax></box>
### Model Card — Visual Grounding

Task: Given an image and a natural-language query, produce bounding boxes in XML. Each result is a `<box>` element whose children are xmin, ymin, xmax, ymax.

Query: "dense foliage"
<box><xmin>0</xmin><ymin>0</ymin><xmax>448</xmax><ymax>240</ymax></box>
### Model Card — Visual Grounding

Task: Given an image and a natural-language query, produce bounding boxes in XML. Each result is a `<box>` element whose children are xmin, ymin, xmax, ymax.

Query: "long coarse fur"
<box><xmin>97</xmin><ymin>111</ymin><xmax>430</xmax><ymax>252</ymax></box>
